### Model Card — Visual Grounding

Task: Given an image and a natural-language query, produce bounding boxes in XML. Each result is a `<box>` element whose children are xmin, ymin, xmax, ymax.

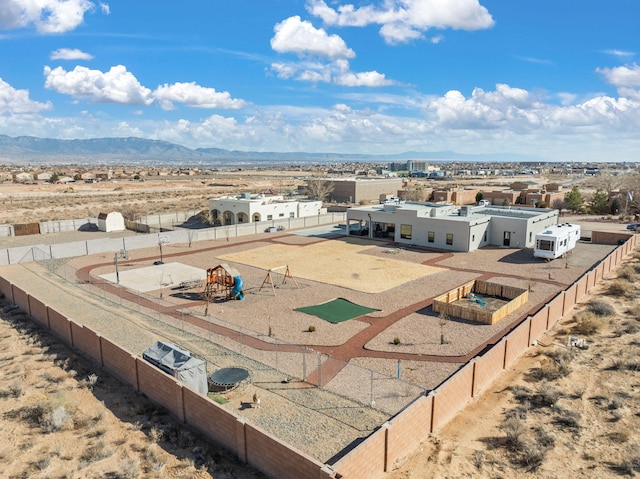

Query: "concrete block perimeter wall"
<box><xmin>0</xmin><ymin>234</ymin><xmax>635</xmax><ymax>479</ymax></box>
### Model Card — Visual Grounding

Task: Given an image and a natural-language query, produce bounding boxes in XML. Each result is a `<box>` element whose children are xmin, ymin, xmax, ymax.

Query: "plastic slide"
<box><xmin>231</xmin><ymin>276</ymin><xmax>245</xmax><ymax>300</ymax></box>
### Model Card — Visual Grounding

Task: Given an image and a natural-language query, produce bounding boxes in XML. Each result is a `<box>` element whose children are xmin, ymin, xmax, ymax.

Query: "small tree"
<box><xmin>305</xmin><ymin>179</ymin><xmax>334</xmax><ymax>201</ymax></box>
<box><xmin>590</xmin><ymin>188</ymin><xmax>609</xmax><ymax>215</ymax></box>
<box><xmin>610</xmin><ymin>197</ymin><xmax>621</xmax><ymax>215</ymax></box>
<box><xmin>564</xmin><ymin>186</ymin><xmax>584</xmax><ymax>213</ymax></box>
<box><xmin>49</xmin><ymin>172</ymin><xmax>59</xmax><ymax>184</ymax></box>
<box><xmin>552</xmin><ymin>198</ymin><xmax>567</xmax><ymax>215</ymax></box>
<box><xmin>475</xmin><ymin>191</ymin><xmax>484</xmax><ymax>203</ymax></box>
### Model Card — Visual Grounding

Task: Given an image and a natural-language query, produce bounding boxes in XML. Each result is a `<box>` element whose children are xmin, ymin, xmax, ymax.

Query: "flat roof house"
<box><xmin>209</xmin><ymin>193</ymin><xmax>325</xmax><ymax>226</ymax></box>
<box><xmin>346</xmin><ymin>201</ymin><xmax>559</xmax><ymax>252</ymax></box>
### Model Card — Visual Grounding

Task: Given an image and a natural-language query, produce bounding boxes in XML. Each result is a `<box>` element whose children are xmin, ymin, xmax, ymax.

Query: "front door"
<box><xmin>503</xmin><ymin>231</ymin><xmax>511</xmax><ymax>246</ymax></box>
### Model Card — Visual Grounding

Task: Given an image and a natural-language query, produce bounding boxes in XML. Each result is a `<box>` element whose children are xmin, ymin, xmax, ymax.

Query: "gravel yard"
<box><xmin>0</xmin><ymin>228</ymin><xmax>617</xmax><ymax>463</ymax></box>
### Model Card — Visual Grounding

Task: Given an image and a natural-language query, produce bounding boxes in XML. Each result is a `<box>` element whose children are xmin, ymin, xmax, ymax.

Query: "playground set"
<box><xmin>202</xmin><ymin>263</ymin><xmax>245</xmax><ymax>302</ymax></box>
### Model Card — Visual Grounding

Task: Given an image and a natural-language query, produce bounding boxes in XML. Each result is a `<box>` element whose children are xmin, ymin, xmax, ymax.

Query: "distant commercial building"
<box><xmin>346</xmin><ymin>200</ymin><xmax>559</xmax><ymax>252</ymax></box>
<box><xmin>325</xmin><ymin>177</ymin><xmax>403</xmax><ymax>203</ymax></box>
<box><xmin>209</xmin><ymin>193</ymin><xmax>324</xmax><ymax>226</ymax></box>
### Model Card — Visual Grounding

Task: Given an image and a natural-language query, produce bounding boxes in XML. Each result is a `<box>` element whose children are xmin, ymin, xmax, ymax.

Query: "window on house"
<box><xmin>529</xmin><ymin>232</ymin><xmax>532</xmax><ymax>242</ymax></box>
<box><xmin>428</xmin><ymin>231</ymin><xmax>434</xmax><ymax>243</ymax></box>
<box><xmin>472</xmin><ymin>234</ymin><xmax>475</xmax><ymax>242</ymax></box>
<box><xmin>267</xmin><ymin>215</ymin><xmax>273</xmax><ymax>220</ymax></box>
<box><xmin>279</xmin><ymin>213</ymin><xmax>284</xmax><ymax>217</ymax></box>
<box><xmin>400</xmin><ymin>224</ymin><xmax>412</xmax><ymax>240</ymax></box>
<box><xmin>289</xmin><ymin>212</ymin><xmax>295</xmax><ymax>218</ymax></box>
<box><xmin>446</xmin><ymin>233</ymin><xmax>453</xmax><ymax>245</ymax></box>
<box><xmin>483</xmin><ymin>231</ymin><xmax>487</xmax><ymax>242</ymax></box>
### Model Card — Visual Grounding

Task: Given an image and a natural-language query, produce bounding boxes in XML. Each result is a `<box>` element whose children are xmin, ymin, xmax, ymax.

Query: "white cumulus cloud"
<box><xmin>50</xmin><ymin>48</ymin><xmax>94</xmax><ymax>60</ymax></box>
<box><xmin>43</xmin><ymin>65</ymin><xmax>153</xmax><ymax>105</ymax></box>
<box><xmin>152</xmin><ymin>82</ymin><xmax>246</xmax><ymax>110</ymax></box>
<box><xmin>597</xmin><ymin>63</ymin><xmax>640</xmax><ymax>88</ymax></box>
<box><xmin>0</xmin><ymin>0</ymin><xmax>94</xmax><ymax>34</ymax></box>
<box><xmin>307</xmin><ymin>0</ymin><xmax>494</xmax><ymax>44</ymax></box>
<box><xmin>0</xmin><ymin>77</ymin><xmax>52</xmax><ymax>114</ymax></box>
<box><xmin>271</xmin><ymin>15</ymin><xmax>355</xmax><ymax>59</ymax></box>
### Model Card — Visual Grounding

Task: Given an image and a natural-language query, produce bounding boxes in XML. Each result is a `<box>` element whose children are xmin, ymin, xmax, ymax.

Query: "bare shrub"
<box><xmin>609</xmin><ymin>431</ymin><xmax>631</xmax><ymax>444</ymax></box>
<box><xmin>473</xmin><ymin>450</ymin><xmax>484</xmax><ymax>469</ymax></box>
<box><xmin>619</xmin><ymin>443</ymin><xmax>640</xmax><ymax>474</ymax></box>
<box><xmin>587</xmin><ymin>300</ymin><xmax>615</xmax><ymax>317</ymax></box>
<box><xmin>534</xmin><ymin>381</ymin><xmax>561</xmax><ymax>407</ymax></box>
<box><xmin>118</xmin><ymin>455</ymin><xmax>141</xmax><ymax>479</ymax></box>
<box><xmin>43</xmin><ymin>405</ymin><xmax>74</xmax><ymax>432</ymax></box>
<box><xmin>617</xmin><ymin>265</ymin><xmax>637</xmax><ymax>281</ymax></box>
<box><xmin>149</xmin><ymin>425</ymin><xmax>163</xmax><ymax>443</ymax></box>
<box><xmin>80</xmin><ymin>440</ymin><xmax>112</xmax><ymax>464</ymax></box>
<box><xmin>553</xmin><ymin>407</ymin><xmax>581</xmax><ymax>432</ymax></box>
<box><xmin>607</xmin><ymin>280</ymin><xmax>633</xmax><ymax>297</ymax></box>
<box><xmin>572</xmin><ymin>312</ymin><xmax>601</xmax><ymax>335</ymax></box>
<box><xmin>501</xmin><ymin>417</ymin><xmax>526</xmax><ymax>451</ymax></box>
<box><xmin>8</xmin><ymin>378</ymin><xmax>25</xmax><ymax>397</ymax></box>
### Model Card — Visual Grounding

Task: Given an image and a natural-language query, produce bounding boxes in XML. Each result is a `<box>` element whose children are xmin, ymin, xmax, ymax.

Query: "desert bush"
<box><xmin>619</xmin><ymin>443</ymin><xmax>640</xmax><ymax>474</ymax></box>
<box><xmin>149</xmin><ymin>425</ymin><xmax>163</xmax><ymax>443</ymax></box>
<box><xmin>607</xmin><ymin>279</ymin><xmax>633</xmax><ymax>297</ymax></box>
<box><xmin>534</xmin><ymin>381</ymin><xmax>561</xmax><ymax>407</ymax></box>
<box><xmin>552</xmin><ymin>407</ymin><xmax>581</xmax><ymax>431</ymax></box>
<box><xmin>307</xmin><ymin>325</ymin><xmax>316</xmax><ymax>332</ymax></box>
<box><xmin>608</xmin><ymin>431</ymin><xmax>630</xmax><ymax>444</ymax></box>
<box><xmin>587</xmin><ymin>300</ymin><xmax>615</xmax><ymax>317</ymax></box>
<box><xmin>8</xmin><ymin>378</ymin><xmax>25</xmax><ymax>397</ymax></box>
<box><xmin>572</xmin><ymin>312</ymin><xmax>601</xmax><ymax>335</ymax></box>
<box><xmin>392</xmin><ymin>336</ymin><xmax>401</xmax><ymax>345</ymax></box>
<box><xmin>473</xmin><ymin>450</ymin><xmax>484</xmax><ymax>469</ymax></box>
<box><xmin>80</xmin><ymin>440</ymin><xmax>112</xmax><ymax>464</ymax></box>
<box><xmin>517</xmin><ymin>439</ymin><xmax>548</xmax><ymax>470</ymax></box>
<box><xmin>501</xmin><ymin>417</ymin><xmax>526</xmax><ymax>451</ymax></box>
<box><xmin>617</xmin><ymin>265</ymin><xmax>638</xmax><ymax>281</ymax></box>
<box><xmin>143</xmin><ymin>444</ymin><xmax>163</xmax><ymax>471</ymax></box>
<box><xmin>43</xmin><ymin>405</ymin><xmax>74</xmax><ymax>432</ymax></box>
<box><xmin>118</xmin><ymin>455</ymin><xmax>141</xmax><ymax>479</ymax></box>
<box><xmin>527</xmin><ymin>350</ymin><xmax>573</xmax><ymax>381</ymax></box>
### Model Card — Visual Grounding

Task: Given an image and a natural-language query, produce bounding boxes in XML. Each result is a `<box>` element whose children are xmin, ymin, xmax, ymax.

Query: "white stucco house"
<box><xmin>346</xmin><ymin>200</ymin><xmax>559</xmax><ymax>252</ymax></box>
<box><xmin>208</xmin><ymin>193</ymin><xmax>325</xmax><ymax>226</ymax></box>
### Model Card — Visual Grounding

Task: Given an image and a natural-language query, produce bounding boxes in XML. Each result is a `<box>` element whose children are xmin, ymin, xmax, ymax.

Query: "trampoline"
<box><xmin>209</xmin><ymin>367</ymin><xmax>250</xmax><ymax>391</ymax></box>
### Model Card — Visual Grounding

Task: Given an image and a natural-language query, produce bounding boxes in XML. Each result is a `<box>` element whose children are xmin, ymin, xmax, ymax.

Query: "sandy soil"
<box><xmin>0</xmin><ymin>299</ymin><xmax>264</xmax><ymax>479</ymax></box>
<box><xmin>384</xmin><ymin>251</ymin><xmax>640</xmax><ymax>479</ymax></box>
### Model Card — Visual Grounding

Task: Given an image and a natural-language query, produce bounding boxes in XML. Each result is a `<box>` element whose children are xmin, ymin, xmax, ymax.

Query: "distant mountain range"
<box><xmin>0</xmin><ymin>135</ymin><xmax>546</xmax><ymax>166</ymax></box>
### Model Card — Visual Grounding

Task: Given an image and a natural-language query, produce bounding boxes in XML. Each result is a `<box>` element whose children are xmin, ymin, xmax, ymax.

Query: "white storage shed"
<box><xmin>97</xmin><ymin>211</ymin><xmax>125</xmax><ymax>232</ymax></box>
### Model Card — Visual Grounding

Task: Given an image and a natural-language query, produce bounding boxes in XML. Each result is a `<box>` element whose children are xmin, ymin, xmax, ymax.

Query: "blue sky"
<box><xmin>1</xmin><ymin>0</ymin><xmax>639</xmax><ymax>162</ymax></box>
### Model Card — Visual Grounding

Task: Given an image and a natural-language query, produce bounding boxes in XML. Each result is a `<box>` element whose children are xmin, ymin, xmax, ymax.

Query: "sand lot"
<box><xmin>218</xmin><ymin>237</ymin><xmax>444</xmax><ymax>293</ymax></box>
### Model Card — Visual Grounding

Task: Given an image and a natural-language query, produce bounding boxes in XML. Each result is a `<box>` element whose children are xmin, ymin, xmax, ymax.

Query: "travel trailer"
<box><xmin>533</xmin><ymin>223</ymin><xmax>581</xmax><ymax>259</ymax></box>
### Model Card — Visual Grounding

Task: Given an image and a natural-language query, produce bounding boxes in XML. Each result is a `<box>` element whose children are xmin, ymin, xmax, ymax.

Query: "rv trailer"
<box><xmin>534</xmin><ymin>223</ymin><xmax>581</xmax><ymax>260</ymax></box>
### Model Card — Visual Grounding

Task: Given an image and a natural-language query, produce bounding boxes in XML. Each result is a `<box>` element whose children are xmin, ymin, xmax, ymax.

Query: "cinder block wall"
<box><xmin>0</xmin><ymin>233</ymin><xmax>635</xmax><ymax>479</ymax></box>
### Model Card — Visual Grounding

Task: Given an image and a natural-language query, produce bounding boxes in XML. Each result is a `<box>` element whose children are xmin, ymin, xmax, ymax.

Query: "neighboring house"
<box><xmin>208</xmin><ymin>194</ymin><xmax>325</xmax><ymax>226</ymax></box>
<box><xmin>13</xmin><ymin>172</ymin><xmax>34</xmax><ymax>183</ymax></box>
<box><xmin>346</xmin><ymin>201</ymin><xmax>559</xmax><ymax>252</ymax></box>
<box><xmin>315</xmin><ymin>177</ymin><xmax>403</xmax><ymax>203</ymax></box>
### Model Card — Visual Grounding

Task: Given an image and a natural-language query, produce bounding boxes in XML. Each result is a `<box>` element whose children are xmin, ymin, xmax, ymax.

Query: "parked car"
<box><xmin>626</xmin><ymin>223</ymin><xmax>640</xmax><ymax>230</ymax></box>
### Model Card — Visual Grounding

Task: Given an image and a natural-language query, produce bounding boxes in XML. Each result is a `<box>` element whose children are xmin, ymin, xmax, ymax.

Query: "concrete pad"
<box><xmin>99</xmin><ymin>262</ymin><xmax>206</xmax><ymax>293</ymax></box>
<box><xmin>218</xmin><ymin>239</ymin><xmax>444</xmax><ymax>294</ymax></box>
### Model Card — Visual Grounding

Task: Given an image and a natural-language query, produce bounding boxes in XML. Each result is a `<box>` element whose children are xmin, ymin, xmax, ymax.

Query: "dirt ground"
<box><xmin>1</xmin><ymin>175</ymin><xmax>639</xmax><ymax>478</ymax></box>
<box><xmin>384</xmin><ymin>251</ymin><xmax>640</xmax><ymax>479</ymax></box>
<box><xmin>0</xmin><ymin>298</ymin><xmax>264</xmax><ymax>479</ymax></box>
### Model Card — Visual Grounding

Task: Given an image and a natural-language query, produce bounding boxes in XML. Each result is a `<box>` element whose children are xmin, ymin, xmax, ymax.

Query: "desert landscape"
<box><xmin>0</xmin><ymin>174</ymin><xmax>638</xmax><ymax>478</ymax></box>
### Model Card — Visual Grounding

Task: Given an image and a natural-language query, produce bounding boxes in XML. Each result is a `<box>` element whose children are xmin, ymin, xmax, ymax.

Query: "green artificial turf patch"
<box><xmin>295</xmin><ymin>298</ymin><xmax>379</xmax><ymax>323</ymax></box>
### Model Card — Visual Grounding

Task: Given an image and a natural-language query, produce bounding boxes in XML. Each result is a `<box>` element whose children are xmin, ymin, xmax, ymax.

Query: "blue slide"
<box><xmin>231</xmin><ymin>276</ymin><xmax>245</xmax><ymax>300</ymax></box>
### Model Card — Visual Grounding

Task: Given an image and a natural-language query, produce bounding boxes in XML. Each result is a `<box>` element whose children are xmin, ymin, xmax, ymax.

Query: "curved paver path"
<box><xmin>74</xmin><ymin>234</ymin><xmax>566</xmax><ymax>386</ymax></box>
